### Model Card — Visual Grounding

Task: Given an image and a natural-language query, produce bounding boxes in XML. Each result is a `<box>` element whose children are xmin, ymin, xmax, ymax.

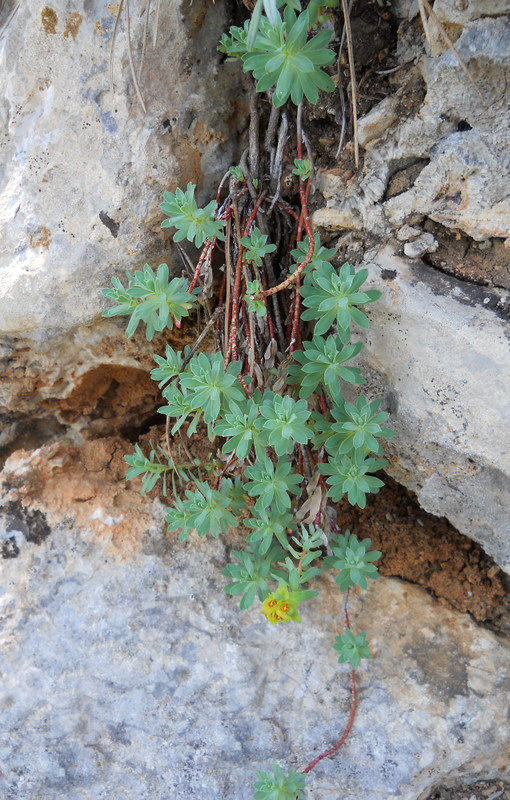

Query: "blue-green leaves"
<box><xmin>222</xmin><ymin>542</ymin><xmax>286</xmax><ymax>610</ymax></box>
<box><xmin>102</xmin><ymin>264</ymin><xmax>199</xmax><ymax>341</ymax></box>
<box><xmin>300</xmin><ymin>262</ymin><xmax>381</xmax><ymax>335</ymax></box>
<box><xmin>288</xmin><ymin>333</ymin><xmax>363</xmax><ymax>400</ymax></box>
<box><xmin>334</xmin><ymin>629</ymin><xmax>372</xmax><ymax>669</ymax></box>
<box><xmin>241</xmin><ymin>227</ymin><xmax>277</xmax><ymax>266</ymax></box>
<box><xmin>319</xmin><ymin>450</ymin><xmax>386</xmax><ymax>508</ymax></box>
<box><xmin>244</xmin><ymin>280</ymin><xmax>267</xmax><ymax>317</ymax></box>
<box><xmin>160</xmin><ymin>182</ymin><xmax>225</xmax><ymax>248</ymax></box>
<box><xmin>125</xmin><ymin>444</ymin><xmax>171</xmax><ymax>495</ymax></box>
<box><xmin>215</xmin><ymin>398</ymin><xmax>264</xmax><ymax>460</ymax></box>
<box><xmin>242</xmin><ymin>9</ymin><xmax>336</xmax><ymax>107</ymax></box>
<box><xmin>253</xmin><ymin>762</ymin><xmax>306</xmax><ymax>800</ymax></box>
<box><xmin>166</xmin><ymin>478</ymin><xmax>246</xmax><ymax>540</ymax></box>
<box><xmin>245</xmin><ymin>457</ymin><xmax>303</xmax><ymax>513</ymax></box>
<box><xmin>324</xmin><ymin>531</ymin><xmax>381</xmax><ymax>591</ymax></box>
<box><xmin>179</xmin><ymin>352</ymin><xmax>245</xmax><ymax>423</ymax></box>
<box><xmin>255</xmin><ymin>391</ymin><xmax>311</xmax><ymax>456</ymax></box>
<box><xmin>245</xmin><ymin>509</ymin><xmax>295</xmax><ymax>554</ymax></box>
<box><xmin>322</xmin><ymin>395</ymin><xmax>394</xmax><ymax>456</ymax></box>
<box><xmin>151</xmin><ymin>344</ymin><xmax>188</xmax><ymax>388</ymax></box>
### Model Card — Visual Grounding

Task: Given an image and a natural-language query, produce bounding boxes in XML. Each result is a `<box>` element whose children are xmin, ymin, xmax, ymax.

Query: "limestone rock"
<box><xmin>314</xmin><ymin>6</ymin><xmax>510</xmax><ymax>567</ymax></box>
<box><xmin>403</xmin><ymin>232</ymin><xmax>438</xmax><ymax>258</ymax></box>
<box><xmin>356</xmin><ymin>246</ymin><xmax>510</xmax><ymax>573</ymax></box>
<box><xmin>0</xmin><ymin>480</ymin><xmax>508</xmax><ymax>799</ymax></box>
<box><xmin>0</xmin><ymin>0</ymin><xmax>246</xmax><ymax>451</ymax></box>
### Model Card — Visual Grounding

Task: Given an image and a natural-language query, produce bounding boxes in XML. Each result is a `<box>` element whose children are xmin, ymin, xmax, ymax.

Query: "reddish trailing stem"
<box><xmin>302</xmin><ymin>589</ymin><xmax>357</xmax><ymax>774</ymax></box>
<box><xmin>225</xmin><ymin>194</ymin><xmax>266</xmax><ymax>367</ymax></box>
<box><xmin>188</xmin><ymin>240</ymin><xmax>212</xmax><ymax>294</ymax></box>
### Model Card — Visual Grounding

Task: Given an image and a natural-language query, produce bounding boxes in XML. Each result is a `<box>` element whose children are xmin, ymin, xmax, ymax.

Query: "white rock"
<box><xmin>0</xmin><ymin>0</ymin><xmax>246</xmax><ymax>450</ymax></box>
<box><xmin>356</xmin><ymin>246</ymin><xmax>510</xmax><ymax>572</ymax></box>
<box><xmin>397</xmin><ymin>224</ymin><xmax>422</xmax><ymax>242</ymax></box>
<box><xmin>403</xmin><ymin>232</ymin><xmax>439</xmax><ymax>257</ymax></box>
<box><xmin>357</xmin><ymin>95</ymin><xmax>399</xmax><ymax>149</ymax></box>
<box><xmin>0</xmin><ymin>509</ymin><xmax>508</xmax><ymax>799</ymax></box>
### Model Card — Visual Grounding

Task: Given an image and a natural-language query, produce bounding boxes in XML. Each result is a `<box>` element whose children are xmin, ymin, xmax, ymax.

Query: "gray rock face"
<box><xmin>0</xmin><ymin>508</ymin><xmax>508</xmax><ymax>800</ymax></box>
<box><xmin>312</xmin><ymin>4</ymin><xmax>510</xmax><ymax>571</ymax></box>
<box><xmin>0</xmin><ymin>0</ymin><xmax>246</xmax><ymax>450</ymax></box>
<box><xmin>356</xmin><ymin>247</ymin><xmax>510</xmax><ymax>573</ymax></box>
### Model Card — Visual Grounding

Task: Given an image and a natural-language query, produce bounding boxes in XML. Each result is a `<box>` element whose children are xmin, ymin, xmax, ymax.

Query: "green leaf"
<box><xmin>292</xmin><ymin>158</ymin><xmax>311</xmax><ymax>180</ymax></box>
<box><xmin>244</xmin><ymin>279</ymin><xmax>267</xmax><ymax>317</ymax></box>
<box><xmin>124</xmin><ymin>444</ymin><xmax>171</xmax><ymax>495</ymax></box>
<box><xmin>300</xmin><ymin>261</ymin><xmax>381</xmax><ymax>335</ymax></box>
<box><xmin>215</xmin><ymin>397</ymin><xmax>265</xmax><ymax>460</ymax></box>
<box><xmin>159</xmin><ymin>383</ymin><xmax>202</xmax><ymax>435</ymax></box>
<box><xmin>229</xmin><ymin>165</ymin><xmax>245</xmax><ymax>182</ymax></box>
<box><xmin>241</xmin><ymin>227</ymin><xmax>277</xmax><ymax>267</ymax></box>
<box><xmin>253</xmin><ymin>762</ymin><xmax>306</xmax><ymax>799</ymax></box>
<box><xmin>254</xmin><ymin>391</ymin><xmax>312</xmax><ymax>456</ymax></box>
<box><xmin>245</xmin><ymin>509</ymin><xmax>295</xmax><ymax>554</ymax></box>
<box><xmin>333</xmin><ymin>628</ymin><xmax>372</xmax><ymax>669</ymax></box>
<box><xmin>222</xmin><ymin>542</ymin><xmax>286</xmax><ymax>609</ymax></box>
<box><xmin>323</xmin><ymin>395</ymin><xmax>394</xmax><ymax>457</ymax></box>
<box><xmin>160</xmin><ymin>182</ymin><xmax>225</xmax><ymax>248</ymax></box>
<box><xmin>319</xmin><ymin>450</ymin><xmax>386</xmax><ymax>508</ymax></box>
<box><xmin>179</xmin><ymin>352</ymin><xmax>246</xmax><ymax>424</ymax></box>
<box><xmin>323</xmin><ymin>531</ymin><xmax>381</xmax><ymax>591</ymax></box>
<box><xmin>242</xmin><ymin>11</ymin><xmax>335</xmax><ymax>108</ymax></box>
<box><xmin>102</xmin><ymin>265</ymin><xmax>199</xmax><ymax>341</ymax></box>
<box><xmin>245</xmin><ymin>457</ymin><xmax>303</xmax><ymax>514</ymax></box>
<box><xmin>288</xmin><ymin>332</ymin><xmax>363</xmax><ymax>400</ymax></box>
<box><xmin>151</xmin><ymin>344</ymin><xmax>189</xmax><ymax>388</ymax></box>
<box><xmin>166</xmin><ymin>478</ymin><xmax>246</xmax><ymax>540</ymax></box>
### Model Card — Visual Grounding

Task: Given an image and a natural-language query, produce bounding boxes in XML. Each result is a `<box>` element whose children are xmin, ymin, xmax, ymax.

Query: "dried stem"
<box><xmin>340</xmin><ymin>0</ymin><xmax>358</xmax><ymax>168</ymax></box>
<box><xmin>125</xmin><ymin>0</ymin><xmax>147</xmax><ymax>113</ymax></box>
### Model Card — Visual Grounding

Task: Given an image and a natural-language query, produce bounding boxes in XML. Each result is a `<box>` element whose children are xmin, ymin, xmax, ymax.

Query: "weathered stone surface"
<box><xmin>312</xmin><ymin>5</ymin><xmax>510</xmax><ymax>571</ymax></box>
<box><xmin>0</xmin><ymin>476</ymin><xmax>508</xmax><ymax>800</ymax></box>
<box><xmin>0</xmin><ymin>0</ymin><xmax>246</xmax><ymax>451</ymax></box>
<box><xmin>354</xmin><ymin>246</ymin><xmax>510</xmax><ymax>573</ymax></box>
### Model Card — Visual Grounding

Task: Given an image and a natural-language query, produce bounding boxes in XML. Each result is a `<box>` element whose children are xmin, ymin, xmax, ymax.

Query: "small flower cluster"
<box><xmin>261</xmin><ymin>586</ymin><xmax>303</xmax><ymax>625</ymax></box>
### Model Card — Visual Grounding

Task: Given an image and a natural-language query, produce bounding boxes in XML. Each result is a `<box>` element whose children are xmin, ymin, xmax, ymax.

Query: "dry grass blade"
<box><xmin>418</xmin><ymin>0</ymin><xmax>483</xmax><ymax>100</ymax></box>
<box><xmin>125</xmin><ymin>0</ymin><xmax>147</xmax><ymax>112</ymax></box>
<box><xmin>417</xmin><ymin>0</ymin><xmax>431</xmax><ymax>48</ymax></box>
<box><xmin>139</xmin><ymin>0</ymin><xmax>151</xmax><ymax>77</ymax></box>
<box><xmin>340</xmin><ymin>0</ymin><xmax>359</xmax><ymax>168</ymax></box>
<box><xmin>110</xmin><ymin>0</ymin><xmax>147</xmax><ymax>112</ymax></box>
<box><xmin>109</xmin><ymin>0</ymin><xmax>125</xmax><ymax>93</ymax></box>
<box><xmin>153</xmin><ymin>0</ymin><xmax>161</xmax><ymax>50</ymax></box>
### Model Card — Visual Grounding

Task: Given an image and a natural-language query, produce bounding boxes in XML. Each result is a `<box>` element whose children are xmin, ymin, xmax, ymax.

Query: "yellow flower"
<box><xmin>261</xmin><ymin>586</ymin><xmax>302</xmax><ymax>625</ymax></box>
<box><xmin>261</xmin><ymin>594</ymin><xmax>279</xmax><ymax>624</ymax></box>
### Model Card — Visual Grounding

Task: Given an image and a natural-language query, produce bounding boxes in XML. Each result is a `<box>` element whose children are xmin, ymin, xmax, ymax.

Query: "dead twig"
<box><xmin>110</xmin><ymin>0</ymin><xmax>147</xmax><ymax>113</ymax></box>
<box><xmin>340</xmin><ymin>0</ymin><xmax>358</xmax><ymax>168</ymax></box>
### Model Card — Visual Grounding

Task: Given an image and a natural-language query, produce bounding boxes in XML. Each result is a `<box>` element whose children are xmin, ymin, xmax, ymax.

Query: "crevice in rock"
<box><xmin>423</xmin><ymin>777</ymin><xmax>510</xmax><ymax>800</ymax></box>
<box><xmin>334</xmin><ymin>472</ymin><xmax>509</xmax><ymax>637</ymax></box>
<box><xmin>382</xmin><ymin>157</ymin><xmax>431</xmax><ymax>200</ymax></box>
<box><xmin>421</xmin><ymin>219</ymin><xmax>510</xmax><ymax>292</ymax></box>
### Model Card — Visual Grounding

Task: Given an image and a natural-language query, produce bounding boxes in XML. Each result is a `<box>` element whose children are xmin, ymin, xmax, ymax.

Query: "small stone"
<box><xmin>397</xmin><ymin>224</ymin><xmax>422</xmax><ymax>242</ymax></box>
<box><xmin>404</xmin><ymin>233</ymin><xmax>439</xmax><ymax>258</ymax></box>
<box><xmin>357</xmin><ymin>95</ymin><xmax>399</xmax><ymax>148</ymax></box>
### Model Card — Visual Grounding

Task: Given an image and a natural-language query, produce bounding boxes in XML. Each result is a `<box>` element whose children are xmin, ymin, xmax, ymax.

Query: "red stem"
<box><xmin>302</xmin><ymin>669</ymin><xmax>357</xmax><ymax>774</ymax></box>
<box><xmin>188</xmin><ymin>240</ymin><xmax>212</xmax><ymax>293</ymax></box>
<box><xmin>265</xmin><ymin>173</ymin><xmax>313</xmax><ymax>298</ymax></box>
<box><xmin>302</xmin><ymin>590</ymin><xmax>357</xmax><ymax>775</ymax></box>
<box><xmin>225</xmin><ymin>195</ymin><xmax>266</xmax><ymax>367</ymax></box>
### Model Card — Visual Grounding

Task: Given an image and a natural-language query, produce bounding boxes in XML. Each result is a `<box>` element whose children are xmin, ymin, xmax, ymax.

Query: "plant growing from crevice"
<box><xmin>103</xmin><ymin>0</ymin><xmax>394</xmax><ymax>795</ymax></box>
